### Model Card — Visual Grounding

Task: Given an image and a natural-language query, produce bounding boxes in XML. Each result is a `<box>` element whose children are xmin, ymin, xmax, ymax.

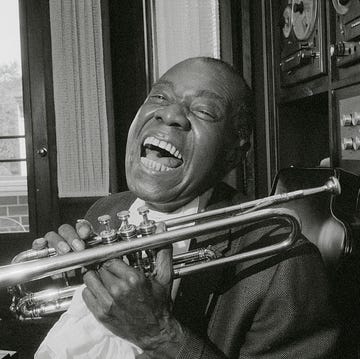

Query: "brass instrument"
<box><xmin>2</xmin><ymin>176</ymin><xmax>340</xmax><ymax>320</ymax></box>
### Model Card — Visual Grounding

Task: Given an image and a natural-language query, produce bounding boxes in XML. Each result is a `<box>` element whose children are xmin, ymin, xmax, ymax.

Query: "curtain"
<box><xmin>50</xmin><ymin>0</ymin><xmax>109</xmax><ymax>197</ymax></box>
<box><xmin>152</xmin><ymin>0</ymin><xmax>220</xmax><ymax>79</ymax></box>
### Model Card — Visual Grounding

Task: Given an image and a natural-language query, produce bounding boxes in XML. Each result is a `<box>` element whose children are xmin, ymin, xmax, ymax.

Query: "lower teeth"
<box><xmin>141</xmin><ymin>157</ymin><xmax>174</xmax><ymax>171</ymax></box>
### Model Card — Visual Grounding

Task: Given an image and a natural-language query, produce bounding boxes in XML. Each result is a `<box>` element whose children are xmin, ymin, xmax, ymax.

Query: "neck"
<box><xmin>144</xmin><ymin>187</ymin><xmax>214</xmax><ymax>213</ymax></box>
<box><xmin>145</xmin><ymin>197</ymin><xmax>194</xmax><ymax>213</ymax></box>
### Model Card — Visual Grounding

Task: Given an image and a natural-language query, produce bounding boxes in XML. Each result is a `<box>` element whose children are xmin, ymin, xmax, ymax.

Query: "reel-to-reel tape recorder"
<box><xmin>279</xmin><ymin>0</ymin><xmax>326</xmax><ymax>87</ymax></box>
<box><xmin>332</xmin><ymin>0</ymin><xmax>360</xmax><ymax>68</ymax></box>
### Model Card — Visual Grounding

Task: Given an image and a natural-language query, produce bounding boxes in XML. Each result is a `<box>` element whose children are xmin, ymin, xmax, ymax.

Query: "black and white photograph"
<box><xmin>0</xmin><ymin>0</ymin><xmax>359</xmax><ymax>358</ymax></box>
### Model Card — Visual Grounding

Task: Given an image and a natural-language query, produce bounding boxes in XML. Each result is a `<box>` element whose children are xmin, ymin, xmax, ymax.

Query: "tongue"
<box><xmin>145</xmin><ymin>149</ymin><xmax>182</xmax><ymax>168</ymax></box>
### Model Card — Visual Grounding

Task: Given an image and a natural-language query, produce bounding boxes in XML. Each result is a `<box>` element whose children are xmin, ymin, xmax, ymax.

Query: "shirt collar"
<box><xmin>129</xmin><ymin>188</ymin><xmax>214</xmax><ymax>225</ymax></box>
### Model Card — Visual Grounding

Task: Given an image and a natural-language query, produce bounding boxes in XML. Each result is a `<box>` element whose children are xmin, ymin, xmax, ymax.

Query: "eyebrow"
<box><xmin>152</xmin><ymin>80</ymin><xmax>227</xmax><ymax>107</ymax></box>
<box><xmin>194</xmin><ymin>90</ymin><xmax>227</xmax><ymax>107</ymax></box>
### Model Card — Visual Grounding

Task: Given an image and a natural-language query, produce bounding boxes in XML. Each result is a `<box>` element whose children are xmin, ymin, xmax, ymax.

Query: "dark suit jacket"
<box><xmin>85</xmin><ymin>183</ymin><xmax>340</xmax><ymax>359</ymax></box>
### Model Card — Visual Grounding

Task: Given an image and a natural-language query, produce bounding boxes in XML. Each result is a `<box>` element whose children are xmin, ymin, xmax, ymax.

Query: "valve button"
<box><xmin>98</xmin><ymin>215</ymin><xmax>111</xmax><ymax>224</ymax></box>
<box><xmin>117</xmin><ymin>211</ymin><xmax>130</xmax><ymax>221</ymax></box>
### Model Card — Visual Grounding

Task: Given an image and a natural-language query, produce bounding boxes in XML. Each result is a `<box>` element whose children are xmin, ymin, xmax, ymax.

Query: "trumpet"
<box><xmin>3</xmin><ymin>176</ymin><xmax>340</xmax><ymax>320</ymax></box>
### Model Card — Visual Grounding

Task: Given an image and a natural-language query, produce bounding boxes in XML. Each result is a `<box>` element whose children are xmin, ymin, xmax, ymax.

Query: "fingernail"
<box><xmin>72</xmin><ymin>238</ymin><xmax>85</xmax><ymax>251</ymax></box>
<box><xmin>35</xmin><ymin>237</ymin><xmax>46</xmax><ymax>244</ymax></box>
<box><xmin>58</xmin><ymin>242</ymin><xmax>70</xmax><ymax>253</ymax></box>
<box><xmin>34</xmin><ymin>237</ymin><xmax>47</xmax><ymax>249</ymax></box>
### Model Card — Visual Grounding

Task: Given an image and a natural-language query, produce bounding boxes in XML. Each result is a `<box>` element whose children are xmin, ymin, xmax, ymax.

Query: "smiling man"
<box><xmin>125</xmin><ymin>57</ymin><xmax>246</xmax><ymax>213</ymax></box>
<box><xmin>35</xmin><ymin>57</ymin><xmax>340</xmax><ymax>359</ymax></box>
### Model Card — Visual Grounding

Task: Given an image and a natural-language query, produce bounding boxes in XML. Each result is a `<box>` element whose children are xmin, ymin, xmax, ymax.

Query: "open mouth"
<box><xmin>141</xmin><ymin>136</ymin><xmax>183</xmax><ymax>172</ymax></box>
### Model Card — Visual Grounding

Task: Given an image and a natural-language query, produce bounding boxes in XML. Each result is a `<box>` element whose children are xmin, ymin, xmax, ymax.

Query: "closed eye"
<box><xmin>151</xmin><ymin>94</ymin><xmax>166</xmax><ymax>100</ymax></box>
<box><xmin>192</xmin><ymin>109</ymin><xmax>219</xmax><ymax>122</ymax></box>
<box><xmin>147</xmin><ymin>92</ymin><xmax>170</xmax><ymax>105</ymax></box>
<box><xmin>190</xmin><ymin>101</ymin><xmax>221</xmax><ymax>122</ymax></box>
<box><xmin>199</xmin><ymin>110</ymin><xmax>213</xmax><ymax>117</ymax></box>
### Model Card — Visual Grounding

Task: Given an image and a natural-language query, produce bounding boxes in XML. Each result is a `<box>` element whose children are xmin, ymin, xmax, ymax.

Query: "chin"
<box><xmin>130</xmin><ymin>182</ymin><xmax>177</xmax><ymax>203</ymax></box>
<box><xmin>127</xmin><ymin>164</ymin><xmax>181</xmax><ymax>198</ymax></box>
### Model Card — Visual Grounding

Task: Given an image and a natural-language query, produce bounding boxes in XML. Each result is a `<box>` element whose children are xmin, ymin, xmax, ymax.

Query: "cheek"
<box><xmin>192</xmin><ymin>124</ymin><xmax>224</xmax><ymax>163</ymax></box>
<box><xmin>127</xmin><ymin>106</ymin><xmax>156</xmax><ymax>141</ymax></box>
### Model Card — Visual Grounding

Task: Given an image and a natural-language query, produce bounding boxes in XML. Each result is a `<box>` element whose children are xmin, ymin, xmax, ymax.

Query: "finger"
<box><xmin>44</xmin><ymin>231</ymin><xmax>71</xmax><ymax>254</ymax></box>
<box><xmin>58</xmin><ymin>224</ymin><xmax>85</xmax><ymax>251</ymax></box>
<box><xmin>101</xmin><ymin>258</ymin><xmax>136</xmax><ymax>278</ymax></box>
<box><xmin>101</xmin><ymin>258</ymin><xmax>145</xmax><ymax>290</ymax></box>
<box><xmin>82</xmin><ymin>286</ymin><xmax>109</xmax><ymax>321</ymax></box>
<box><xmin>155</xmin><ymin>247</ymin><xmax>173</xmax><ymax>286</ymax></box>
<box><xmin>97</xmin><ymin>265</ymin><xmax>132</xmax><ymax>298</ymax></box>
<box><xmin>82</xmin><ymin>284</ymin><xmax>125</xmax><ymax>332</ymax></box>
<box><xmin>76</xmin><ymin>219</ymin><xmax>94</xmax><ymax>240</ymax></box>
<box><xmin>83</xmin><ymin>270</ymin><xmax>114</xmax><ymax>310</ymax></box>
<box><xmin>32</xmin><ymin>237</ymin><xmax>47</xmax><ymax>250</ymax></box>
<box><xmin>153</xmin><ymin>222</ymin><xmax>173</xmax><ymax>285</ymax></box>
<box><xmin>82</xmin><ymin>286</ymin><xmax>97</xmax><ymax>311</ymax></box>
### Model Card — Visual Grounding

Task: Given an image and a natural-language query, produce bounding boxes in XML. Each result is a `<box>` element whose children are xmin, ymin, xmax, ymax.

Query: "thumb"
<box><xmin>154</xmin><ymin>222</ymin><xmax>173</xmax><ymax>287</ymax></box>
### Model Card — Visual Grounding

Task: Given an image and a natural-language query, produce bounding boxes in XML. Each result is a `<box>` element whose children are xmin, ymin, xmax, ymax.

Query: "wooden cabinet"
<box><xmin>251</xmin><ymin>2</ymin><xmax>360</xmax><ymax>357</ymax></box>
<box><xmin>251</xmin><ymin>0</ymin><xmax>360</xmax><ymax>197</ymax></box>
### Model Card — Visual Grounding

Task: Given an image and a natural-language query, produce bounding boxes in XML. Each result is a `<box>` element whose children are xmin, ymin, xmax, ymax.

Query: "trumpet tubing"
<box><xmin>2</xmin><ymin>176</ymin><xmax>340</xmax><ymax>319</ymax></box>
<box><xmin>0</xmin><ymin>208</ymin><xmax>300</xmax><ymax>288</ymax></box>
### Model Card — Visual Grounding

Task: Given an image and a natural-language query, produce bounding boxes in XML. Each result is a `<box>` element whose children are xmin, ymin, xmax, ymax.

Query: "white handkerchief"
<box><xmin>35</xmin><ymin>285</ymin><xmax>142</xmax><ymax>359</ymax></box>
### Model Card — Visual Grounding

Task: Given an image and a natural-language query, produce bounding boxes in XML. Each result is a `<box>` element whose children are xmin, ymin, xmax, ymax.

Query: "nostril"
<box><xmin>169</xmin><ymin>122</ymin><xmax>182</xmax><ymax>128</ymax></box>
<box><xmin>155</xmin><ymin>105</ymin><xmax>191</xmax><ymax>130</ymax></box>
<box><xmin>154</xmin><ymin>113</ymin><xmax>162</xmax><ymax>122</ymax></box>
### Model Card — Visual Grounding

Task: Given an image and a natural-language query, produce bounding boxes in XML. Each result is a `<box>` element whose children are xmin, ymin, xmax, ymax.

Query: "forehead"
<box><xmin>153</xmin><ymin>79</ymin><xmax>228</xmax><ymax>108</ymax></box>
<box><xmin>156</xmin><ymin>60</ymin><xmax>239</xmax><ymax>104</ymax></box>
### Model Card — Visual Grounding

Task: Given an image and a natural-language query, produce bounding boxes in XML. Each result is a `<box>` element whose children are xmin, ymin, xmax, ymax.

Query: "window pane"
<box><xmin>0</xmin><ymin>1</ymin><xmax>29</xmax><ymax>233</ymax></box>
<box><xmin>0</xmin><ymin>138</ymin><xmax>26</xmax><ymax>161</ymax></box>
<box><xmin>0</xmin><ymin>171</ymin><xmax>29</xmax><ymax>233</ymax></box>
<box><xmin>0</xmin><ymin>160</ymin><xmax>27</xmax><ymax>177</ymax></box>
<box><xmin>152</xmin><ymin>0</ymin><xmax>220</xmax><ymax>79</ymax></box>
<box><xmin>0</xmin><ymin>218</ymin><xmax>27</xmax><ymax>233</ymax></box>
<box><xmin>0</xmin><ymin>64</ymin><xmax>24</xmax><ymax>136</ymax></box>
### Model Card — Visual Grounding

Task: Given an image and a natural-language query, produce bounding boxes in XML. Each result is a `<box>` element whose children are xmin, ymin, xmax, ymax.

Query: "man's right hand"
<box><xmin>32</xmin><ymin>221</ymin><xmax>92</xmax><ymax>254</ymax></box>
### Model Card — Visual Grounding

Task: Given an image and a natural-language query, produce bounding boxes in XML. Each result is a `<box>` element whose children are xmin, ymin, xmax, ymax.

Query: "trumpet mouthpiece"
<box><xmin>326</xmin><ymin>176</ymin><xmax>341</xmax><ymax>196</ymax></box>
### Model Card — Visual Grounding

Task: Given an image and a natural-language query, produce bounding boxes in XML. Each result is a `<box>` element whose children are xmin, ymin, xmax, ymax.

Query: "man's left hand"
<box><xmin>82</xmin><ymin>247</ymin><xmax>186</xmax><ymax>356</ymax></box>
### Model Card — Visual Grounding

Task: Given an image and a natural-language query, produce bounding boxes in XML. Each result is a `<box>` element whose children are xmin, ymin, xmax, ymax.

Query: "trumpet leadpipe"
<box><xmin>164</xmin><ymin>176</ymin><xmax>340</xmax><ymax>228</ymax></box>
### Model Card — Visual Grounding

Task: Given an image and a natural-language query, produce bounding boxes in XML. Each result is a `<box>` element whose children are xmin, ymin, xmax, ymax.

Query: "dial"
<box><xmin>282</xmin><ymin>5</ymin><xmax>293</xmax><ymax>38</ymax></box>
<box><xmin>332</xmin><ymin>0</ymin><xmax>351</xmax><ymax>15</ymax></box>
<box><xmin>292</xmin><ymin>0</ymin><xmax>318</xmax><ymax>40</ymax></box>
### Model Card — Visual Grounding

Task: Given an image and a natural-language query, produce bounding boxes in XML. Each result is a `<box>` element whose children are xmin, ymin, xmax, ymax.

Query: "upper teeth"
<box><xmin>143</xmin><ymin>136</ymin><xmax>182</xmax><ymax>159</ymax></box>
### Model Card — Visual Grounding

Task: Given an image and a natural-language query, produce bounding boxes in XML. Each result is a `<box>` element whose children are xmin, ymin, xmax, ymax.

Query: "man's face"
<box><xmin>125</xmin><ymin>59</ymin><xmax>240</xmax><ymax>212</ymax></box>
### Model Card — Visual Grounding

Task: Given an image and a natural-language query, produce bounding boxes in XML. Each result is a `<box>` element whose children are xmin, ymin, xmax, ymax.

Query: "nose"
<box><xmin>154</xmin><ymin>104</ymin><xmax>191</xmax><ymax>130</ymax></box>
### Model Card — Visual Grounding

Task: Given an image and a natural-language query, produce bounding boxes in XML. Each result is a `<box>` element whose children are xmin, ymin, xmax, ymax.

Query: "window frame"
<box><xmin>0</xmin><ymin>0</ymin><xmax>58</xmax><ymax>264</ymax></box>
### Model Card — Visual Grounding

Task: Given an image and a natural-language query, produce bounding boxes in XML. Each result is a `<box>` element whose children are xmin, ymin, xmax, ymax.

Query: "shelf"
<box><xmin>278</xmin><ymin>75</ymin><xmax>330</xmax><ymax>104</ymax></box>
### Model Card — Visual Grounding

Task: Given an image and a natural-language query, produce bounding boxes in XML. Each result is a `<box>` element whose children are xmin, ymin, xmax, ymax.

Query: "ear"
<box><xmin>223</xmin><ymin>139</ymin><xmax>250</xmax><ymax>174</ymax></box>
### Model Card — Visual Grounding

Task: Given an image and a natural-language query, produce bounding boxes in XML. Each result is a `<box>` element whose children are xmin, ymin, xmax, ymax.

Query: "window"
<box><xmin>0</xmin><ymin>0</ymin><xmax>58</xmax><ymax>266</ymax></box>
<box><xmin>0</xmin><ymin>0</ymin><xmax>28</xmax><ymax>233</ymax></box>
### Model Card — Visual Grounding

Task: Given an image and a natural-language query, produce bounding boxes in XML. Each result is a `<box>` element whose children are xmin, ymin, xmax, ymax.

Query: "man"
<box><xmin>34</xmin><ymin>57</ymin><xmax>340</xmax><ymax>358</ymax></box>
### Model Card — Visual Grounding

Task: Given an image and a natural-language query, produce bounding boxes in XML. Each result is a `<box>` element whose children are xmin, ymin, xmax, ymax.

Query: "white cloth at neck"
<box><xmin>35</xmin><ymin>192</ymin><xmax>211</xmax><ymax>359</ymax></box>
